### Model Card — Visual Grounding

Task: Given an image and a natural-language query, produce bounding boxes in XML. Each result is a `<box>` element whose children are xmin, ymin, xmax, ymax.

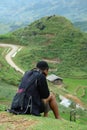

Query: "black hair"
<box><xmin>36</xmin><ymin>61</ymin><xmax>49</xmax><ymax>70</ymax></box>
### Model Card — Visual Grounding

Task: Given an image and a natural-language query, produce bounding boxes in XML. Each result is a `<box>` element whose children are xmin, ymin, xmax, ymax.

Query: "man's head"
<box><xmin>36</xmin><ymin>61</ymin><xmax>49</xmax><ymax>76</ymax></box>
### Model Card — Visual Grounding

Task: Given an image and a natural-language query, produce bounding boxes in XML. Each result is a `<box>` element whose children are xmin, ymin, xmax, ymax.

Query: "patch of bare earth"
<box><xmin>40</xmin><ymin>33</ymin><xmax>55</xmax><ymax>38</ymax></box>
<box><xmin>43</xmin><ymin>58</ymin><xmax>61</xmax><ymax>72</ymax></box>
<box><xmin>43</xmin><ymin>58</ymin><xmax>61</xmax><ymax>64</ymax></box>
<box><xmin>45</xmin><ymin>33</ymin><xmax>55</xmax><ymax>38</ymax></box>
<box><xmin>0</xmin><ymin>112</ymin><xmax>38</xmax><ymax>130</ymax></box>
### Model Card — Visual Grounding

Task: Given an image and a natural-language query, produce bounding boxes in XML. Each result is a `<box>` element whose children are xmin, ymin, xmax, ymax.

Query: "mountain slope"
<box><xmin>0</xmin><ymin>16</ymin><xmax>87</xmax><ymax>127</ymax></box>
<box><xmin>0</xmin><ymin>111</ymin><xmax>87</xmax><ymax>130</ymax></box>
<box><xmin>0</xmin><ymin>0</ymin><xmax>87</xmax><ymax>34</ymax></box>
<box><xmin>1</xmin><ymin>15</ymin><xmax>87</xmax><ymax>78</ymax></box>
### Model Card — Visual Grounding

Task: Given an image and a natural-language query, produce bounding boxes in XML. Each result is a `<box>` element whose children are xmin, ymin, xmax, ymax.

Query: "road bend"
<box><xmin>0</xmin><ymin>43</ymin><xmax>24</xmax><ymax>74</ymax></box>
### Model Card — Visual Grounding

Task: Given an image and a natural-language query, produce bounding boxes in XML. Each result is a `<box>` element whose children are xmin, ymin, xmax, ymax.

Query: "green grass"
<box><xmin>63</xmin><ymin>78</ymin><xmax>87</xmax><ymax>105</ymax></box>
<box><xmin>82</xmin><ymin>88</ymin><xmax>87</xmax><ymax>103</ymax></box>
<box><xmin>0</xmin><ymin>15</ymin><xmax>87</xmax><ymax>79</ymax></box>
<box><xmin>0</xmin><ymin>81</ymin><xmax>17</xmax><ymax>111</ymax></box>
<box><xmin>0</xmin><ymin>80</ymin><xmax>87</xmax><ymax>125</ymax></box>
<box><xmin>0</xmin><ymin>81</ymin><xmax>17</xmax><ymax>101</ymax></box>
<box><xmin>0</xmin><ymin>81</ymin><xmax>17</xmax><ymax>112</ymax></box>
<box><xmin>0</xmin><ymin>78</ymin><xmax>87</xmax><ymax>129</ymax></box>
<box><xmin>0</xmin><ymin>111</ymin><xmax>87</xmax><ymax>130</ymax></box>
<box><xmin>0</xmin><ymin>15</ymin><xmax>87</xmax><ymax>129</ymax></box>
<box><xmin>64</xmin><ymin>78</ymin><xmax>87</xmax><ymax>94</ymax></box>
<box><xmin>0</xmin><ymin>48</ymin><xmax>22</xmax><ymax>85</ymax></box>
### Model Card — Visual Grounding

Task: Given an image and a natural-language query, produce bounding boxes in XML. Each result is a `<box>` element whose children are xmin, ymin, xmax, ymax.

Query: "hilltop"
<box><xmin>0</xmin><ymin>0</ymin><xmax>87</xmax><ymax>34</ymax></box>
<box><xmin>0</xmin><ymin>15</ymin><xmax>87</xmax><ymax>79</ymax></box>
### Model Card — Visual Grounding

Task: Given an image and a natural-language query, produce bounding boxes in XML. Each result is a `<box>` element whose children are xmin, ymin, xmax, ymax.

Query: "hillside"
<box><xmin>0</xmin><ymin>15</ymin><xmax>87</xmax><ymax>129</ymax></box>
<box><xmin>0</xmin><ymin>0</ymin><xmax>87</xmax><ymax>34</ymax></box>
<box><xmin>0</xmin><ymin>15</ymin><xmax>87</xmax><ymax>79</ymax></box>
<box><xmin>0</xmin><ymin>47</ymin><xmax>22</xmax><ymax>85</ymax></box>
<box><xmin>0</xmin><ymin>111</ymin><xmax>87</xmax><ymax>130</ymax></box>
<box><xmin>0</xmin><ymin>81</ymin><xmax>87</xmax><ymax>129</ymax></box>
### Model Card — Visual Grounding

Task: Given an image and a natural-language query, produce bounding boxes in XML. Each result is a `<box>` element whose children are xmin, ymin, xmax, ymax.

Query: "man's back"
<box><xmin>10</xmin><ymin>70</ymin><xmax>42</xmax><ymax>115</ymax></box>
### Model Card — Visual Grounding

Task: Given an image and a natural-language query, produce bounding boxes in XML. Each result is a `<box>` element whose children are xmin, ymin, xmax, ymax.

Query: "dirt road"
<box><xmin>0</xmin><ymin>43</ymin><xmax>24</xmax><ymax>74</ymax></box>
<box><xmin>0</xmin><ymin>43</ymin><xmax>86</xmax><ymax>110</ymax></box>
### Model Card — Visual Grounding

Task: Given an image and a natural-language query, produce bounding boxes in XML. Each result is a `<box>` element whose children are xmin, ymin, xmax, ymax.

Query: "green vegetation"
<box><xmin>63</xmin><ymin>78</ymin><xmax>87</xmax><ymax>107</ymax></box>
<box><xmin>0</xmin><ymin>111</ymin><xmax>87</xmax><ymax>130</ymax></box>
<box><xmin>0</xmin><ymin>81</ymin><xmax>87</xmax><ymax>129</ymax></box>
<box><xmin>0</xmin><ymin>15</ymin><xmax>87</xmax><ymax>129</ymax></box>
<box><xmin>0</xmin><ymin>81</ymin><xmax>17</xmax><ymax>112</ymax></box>
<box><xmin>0</xmin><ymin>81</ymin><xmax>17</xmax><ymax>102</ymax></box>
<box><xmin>0</xmin><ymin>48</ymin><xmax>22</xmax><ymax>85</ymax></box>
<box><xmin>0</xmin><ymin>15</ymin><xmax>87</xmax><ymax>79</ymax></box>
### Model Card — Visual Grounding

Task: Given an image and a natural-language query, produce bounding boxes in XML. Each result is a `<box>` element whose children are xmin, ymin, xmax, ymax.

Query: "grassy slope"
<box><xmin>0</xmin><ymin>15</ymin><xmax>87</xmax><ymax>78</ymax></box>
<box><xmin>0</xmin><ymin>83</ymin><xmax>87</xmax><ymax>130</ymax></box>
<box><xmin>0</xmin><ymin>111</ymin><xmax>87</xmax><ymax>130</ymax></box>
<box><xmin>0</xmin><ymin>15</ymin><xmax>87</xmax><ymax>129</ymax></box>
<box><xmin>1</xmin><ymin>15</ymin><xmax>86</xmax><ymax>105</ymax></box>
<box><xmin>0</xmin><ymin>48</ymin><xmax>22</xmax><ymax>85</ymax></box>
<box><xmin>0</xmin><ymin>82</ymin><xmax>17</xmax><ymax>102</ymax></box>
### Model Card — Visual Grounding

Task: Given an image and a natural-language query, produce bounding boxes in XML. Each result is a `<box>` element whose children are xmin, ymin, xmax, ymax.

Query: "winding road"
<box><xmin>0</xmin><ymin>43</ymin><xmax>24</xmax><ymax>74</ymax></box>
<box><xmin>0</xmin><ymin>43</ymin><xmax>86</xmax><ymax>109</ymax></box>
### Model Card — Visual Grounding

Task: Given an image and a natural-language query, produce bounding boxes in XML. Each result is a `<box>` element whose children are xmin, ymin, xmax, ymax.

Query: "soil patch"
<box><xmin>0</xmin><ymin>112</ymin><xmax>38</xmax><ymax>130</ymax></box>
<box><xmin>43</xmin><ymin>58</ymin><xmax>61</xmax><ymax>63</ymax></box>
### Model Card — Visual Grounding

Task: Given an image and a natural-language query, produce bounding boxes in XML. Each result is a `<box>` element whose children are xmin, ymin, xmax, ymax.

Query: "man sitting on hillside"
<box><xmin>10</xmin><ymin>61</ymin><xmax>60</xmax><ymax>119</ymax></box>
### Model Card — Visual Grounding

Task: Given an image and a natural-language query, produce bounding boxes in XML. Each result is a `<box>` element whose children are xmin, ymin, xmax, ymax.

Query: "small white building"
<box><xmin>47</xmin><ymin>74</ymin><xmax>63</xmax><ymax>85</ymax></box>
